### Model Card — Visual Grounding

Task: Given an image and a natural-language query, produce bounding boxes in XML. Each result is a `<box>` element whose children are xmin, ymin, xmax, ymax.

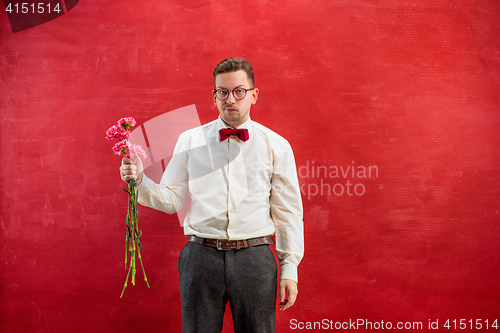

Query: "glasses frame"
<box><xmin>213</xmin><ymin>87</ymin><xmax>255</xmax><ymax>101</ymax></box>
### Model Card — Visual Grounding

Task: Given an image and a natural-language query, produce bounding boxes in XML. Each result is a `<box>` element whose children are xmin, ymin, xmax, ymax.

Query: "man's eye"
<box><xmin>235</xmin><ymin>89</ymin><xmax>245</xmax><ymax>94</ymax></box>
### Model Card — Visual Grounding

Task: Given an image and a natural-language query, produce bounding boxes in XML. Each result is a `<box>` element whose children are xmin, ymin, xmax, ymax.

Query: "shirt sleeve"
<box><xmin>270</xmin><ymin>140</ymin><xmax>304</xmax><ymax>283</ymax></box>
<box><xmin>135</xmin><ymin>132</ymin><xmax>190</xmax><ymax>214</ymax></box>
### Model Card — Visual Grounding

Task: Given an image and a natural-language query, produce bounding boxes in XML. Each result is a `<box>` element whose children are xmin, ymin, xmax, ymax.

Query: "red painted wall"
<box><xmin>1</xmin><ymin>1</ymin><xmax>499</xmax><ymax>332</ymax></box>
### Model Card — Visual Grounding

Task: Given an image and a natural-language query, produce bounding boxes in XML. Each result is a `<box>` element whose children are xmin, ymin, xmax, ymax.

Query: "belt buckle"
<box><xmin>216</xmin><ymin>239</ymin><xmax>230</xmax><ymax>250</ymax></box>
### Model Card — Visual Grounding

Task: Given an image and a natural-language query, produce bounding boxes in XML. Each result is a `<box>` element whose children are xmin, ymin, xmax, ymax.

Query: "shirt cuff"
<box><xmin>280</xmin><ymin>263</ymin><xmax>298</xmax><ymax>283</ymax></box>
<box><xmin>135</xmin><ymin>173</ymin><xmax>153</xmax><ymax>190</ymax></box>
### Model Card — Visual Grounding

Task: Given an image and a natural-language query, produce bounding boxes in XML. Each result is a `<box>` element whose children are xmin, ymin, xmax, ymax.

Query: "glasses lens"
<box><xmin>234</xmin><ymin>88</ymin><xmax>246</xmax><ymax>100</ymax></box>
<box><xmin>216</xmin><ymin>89</ymin><xmax>229</xmax><ymax>100</ymax></box>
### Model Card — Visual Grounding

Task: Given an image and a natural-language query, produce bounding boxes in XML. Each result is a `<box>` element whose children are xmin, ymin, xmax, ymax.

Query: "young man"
<box><xmin>120</xmin><ymin>58</ymin><xmax>304</xmax><ymax>333</ymax></box>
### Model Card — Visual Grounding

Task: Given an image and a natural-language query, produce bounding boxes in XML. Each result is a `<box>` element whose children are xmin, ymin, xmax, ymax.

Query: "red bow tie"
<box><xmin>219</xmin><ymin>128</ymin><xmax>249</xmax><ymax>142</ymax></box>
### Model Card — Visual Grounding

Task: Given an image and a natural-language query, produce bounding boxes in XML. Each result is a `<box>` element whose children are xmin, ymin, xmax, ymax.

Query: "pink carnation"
<box><xmin>106</xmin><ymin>125</ymin><xmax>121</xmax><ymax>140</ymax></box>
<box><xmin>106</xmin><ymin>125</ymin><xmax>130</xmax><ymax>141</ymax></box>
<box><xmin>115</xmin><ymin>130</ymin><xmax>130</xmax><ymax>141</ymax></box>
<box><xmin>128</xmin><ymin>144</ymin><xmax>147</xmax><ymax>162</ymax></box>
<box><xmin>118</xmin><ymin>117</ymin><xmax>136</xmax><ymax>130</ymax></box>
<box><xmin>112</xmin><ymin>139</ymin><xmax>132</xmax><ymax>156</ymax></box>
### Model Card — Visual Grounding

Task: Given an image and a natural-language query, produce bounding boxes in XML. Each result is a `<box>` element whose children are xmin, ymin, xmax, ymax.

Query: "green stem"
<box><xmin>120</xmin><ymin>263</ymin><xmax>132</xmax><ymax>298</ymax></box>
<box><xmin>137</xmin><ymin>247</ymin><xmax>150</xmax><ymax>288</ymax></box>
<box><xmin>121</xmin><ymin>176</ymin><xmax>148</xmax><ymax>297</ymax></box>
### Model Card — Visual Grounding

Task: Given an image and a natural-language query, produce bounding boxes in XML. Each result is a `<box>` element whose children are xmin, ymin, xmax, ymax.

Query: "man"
<box><xmin>120</xmin><ymin>58</ymin><xmax>303</xmax><ymax>333</ymax></box>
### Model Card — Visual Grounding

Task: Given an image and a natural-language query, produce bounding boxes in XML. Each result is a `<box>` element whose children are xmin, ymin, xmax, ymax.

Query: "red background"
<box><xmin>1</xmin><ymin>0</ymin><xmax>499</xmax><ymax>332</ymax></box>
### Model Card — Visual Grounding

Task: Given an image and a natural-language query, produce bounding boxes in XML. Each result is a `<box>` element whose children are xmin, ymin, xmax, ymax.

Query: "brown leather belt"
<box><xmin>188</xmin><ymin>235</ymin><xmax>274</xmax><ymax>250</ymax></box>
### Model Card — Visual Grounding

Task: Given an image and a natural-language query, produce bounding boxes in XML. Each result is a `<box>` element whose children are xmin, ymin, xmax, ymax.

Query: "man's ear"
<box><xmin>251</xmin><ymin>88</ymin><xmax>259</xmax><ymax>105</ymax></box>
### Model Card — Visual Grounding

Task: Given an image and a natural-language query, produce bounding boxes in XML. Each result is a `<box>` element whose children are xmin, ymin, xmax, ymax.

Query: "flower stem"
<box><xmin>120</xmin><ymin>263</ymin><xmax>132</xmax><ymax>298</ymax></box>
<box><xmin>137</xmin><ymin>247</ymin><xmax>150</xmax><ymax>288</ymax></box>
<box><xmin>121</xmin><ymin>178</ymin><xmax>149</xmax><ymax>297</ymax></box>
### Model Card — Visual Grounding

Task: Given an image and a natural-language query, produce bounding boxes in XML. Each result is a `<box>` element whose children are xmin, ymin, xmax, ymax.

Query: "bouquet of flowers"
<box><xmin>106</xmin><ymin>117</ymin><xmax>150</xmax><ymax>297</ymax></box>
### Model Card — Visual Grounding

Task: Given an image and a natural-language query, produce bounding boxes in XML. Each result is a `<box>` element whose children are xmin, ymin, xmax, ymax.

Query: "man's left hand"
<box><xmin>279</xmin><ymin>279</ymin><xmax>298</xmax><ymax>311</ymax></box>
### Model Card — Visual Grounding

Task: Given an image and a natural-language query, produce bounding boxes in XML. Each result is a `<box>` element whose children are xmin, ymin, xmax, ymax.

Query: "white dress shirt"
<box><xmin>136</xmin><ymin>116</ymin><xmax>304</xmax><ymax>282</ymax></box>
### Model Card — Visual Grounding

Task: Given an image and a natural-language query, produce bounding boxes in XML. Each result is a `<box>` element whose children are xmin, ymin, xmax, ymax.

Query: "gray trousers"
<box><xmin>178</xmin><ymin>241</ymin><xmax>278</xmax><ymax>333</ymax></box>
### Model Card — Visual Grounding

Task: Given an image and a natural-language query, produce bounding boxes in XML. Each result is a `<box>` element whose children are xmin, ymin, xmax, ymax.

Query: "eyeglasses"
<box><xmin>213</xmin><ymin>87</ymin><xmax>254</xmax><ymax>101</ymax></box>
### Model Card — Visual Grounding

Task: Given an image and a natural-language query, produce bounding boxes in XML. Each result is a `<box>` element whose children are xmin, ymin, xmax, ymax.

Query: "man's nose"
<box><xmin>226</xmin><ymin>91</ymin><xmax>237</xmax><ymax>104</ymax></box>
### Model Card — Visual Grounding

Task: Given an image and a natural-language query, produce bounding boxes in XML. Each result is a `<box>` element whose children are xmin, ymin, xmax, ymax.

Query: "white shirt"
<box><xmin>136</xmin><ymin>117</ymin><xmax>304</xmax><ymax>282</ymax></box>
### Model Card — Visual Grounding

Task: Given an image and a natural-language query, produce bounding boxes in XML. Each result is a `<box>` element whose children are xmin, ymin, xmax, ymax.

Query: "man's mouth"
<box><xmin>225</xmin><ymin>106</ymin><xmax>238</xmax><ymax>112</ymax></box>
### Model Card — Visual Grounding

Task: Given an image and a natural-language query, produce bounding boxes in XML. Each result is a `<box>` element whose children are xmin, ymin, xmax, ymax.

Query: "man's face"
<box><xmin>213</xmin><ymin>70</ymin><xmax>259</xmax><ymax>128</ymax></box>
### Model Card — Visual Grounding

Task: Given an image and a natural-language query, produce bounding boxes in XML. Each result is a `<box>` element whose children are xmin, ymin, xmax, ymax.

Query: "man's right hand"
<box><xmin>120</xmin><ymin>157</ymin><xmax>144</xmax><ymax>185</ymax></box>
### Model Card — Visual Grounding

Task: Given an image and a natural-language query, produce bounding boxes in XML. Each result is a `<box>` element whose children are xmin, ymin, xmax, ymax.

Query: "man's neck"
<box><xmin>221</xmin><ymin>118</ymin><xmax>245</xmax><ymax>129</ymax></box>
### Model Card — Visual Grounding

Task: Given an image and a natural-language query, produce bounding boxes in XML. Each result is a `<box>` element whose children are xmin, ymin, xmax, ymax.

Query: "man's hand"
<box><xmin>279</xmin><ymin>279</ymin><xmax>298</xmax><ymax>311</ymax></box>
<box><xmin>120</xmin><ymin>157</ymin><xmax>144</xmax><ymax>185</ymax></box>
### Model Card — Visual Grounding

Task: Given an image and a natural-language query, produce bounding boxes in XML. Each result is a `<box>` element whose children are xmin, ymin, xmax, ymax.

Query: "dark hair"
<box><xmin>213</xmin><ymin>58</ymin><xmax>255</xmax><ymax>88</ymax></box>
